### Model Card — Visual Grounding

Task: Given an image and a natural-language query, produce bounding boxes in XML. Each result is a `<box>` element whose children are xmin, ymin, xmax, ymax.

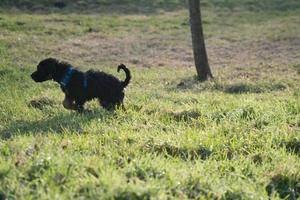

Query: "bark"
<box><xmin>188</xmin><ymin>0</ymin><xmax>213</xmax><ymax>81</ymax></box>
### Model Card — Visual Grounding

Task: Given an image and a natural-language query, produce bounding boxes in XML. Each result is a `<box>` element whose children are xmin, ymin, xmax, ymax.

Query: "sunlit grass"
<box><xmin>0</xmin><ymin>0</ymin><xmax>300</xmax><ymax>199</ymax></box>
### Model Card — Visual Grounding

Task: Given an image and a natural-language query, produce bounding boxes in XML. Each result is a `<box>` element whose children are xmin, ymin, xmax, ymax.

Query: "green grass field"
<box><xmin>0</xmin><ymin>0</ymin><xmax>300</xmax><ymax>199</ymax></box>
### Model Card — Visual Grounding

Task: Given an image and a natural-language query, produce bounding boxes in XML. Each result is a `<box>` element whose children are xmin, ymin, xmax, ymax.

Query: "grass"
<box><xmin>0</xmin><ymin>0</ymin><xmax>300</xmax><ymax>199</ymax></box>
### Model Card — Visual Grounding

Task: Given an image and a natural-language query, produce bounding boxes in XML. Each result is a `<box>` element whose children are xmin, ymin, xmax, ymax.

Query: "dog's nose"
<box><xmin>31</xmin><ymin>73</ymin><xmax>36</xmax><ymax>81</ymax></box>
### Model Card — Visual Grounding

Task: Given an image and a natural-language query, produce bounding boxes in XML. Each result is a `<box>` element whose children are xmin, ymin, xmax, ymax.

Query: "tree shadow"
<box><xmin>224</xmin><ymin>83</ymin><xmax>286</xmax><ymax>94</ymax></box>
<box><xmin>174</xmin><ymin>78</ymin><xmax>286</xmax><ymax>94</ymax></box>
<box><xmin>159</xmin><ymin>106</ymin><xmax>258</xmax><ymax>128</ymax></box>
<box><xmin>1</xmin><ymin>110</ymin><xmax>114</xmax><ymax>137</ymax></box>
<box><xmin>212</xmin><ymin>0</ymin><xmax>300</xmax><ymax>12</ymax></box>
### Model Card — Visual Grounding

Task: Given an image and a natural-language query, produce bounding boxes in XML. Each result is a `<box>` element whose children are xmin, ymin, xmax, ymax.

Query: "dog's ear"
<box><xmin>33</xmin><ymin>58</ymin><xmax>60</xmax><ymax>81</ymax></box>
<box><xmin>41</xmin><ymin>58</ymin><xmax>59</xmax><ymax>75</ymax></box>
<box><xmin>48</xmin><ymin>61</ymin><xmax>58</xmax><ymax>75</ymax></box>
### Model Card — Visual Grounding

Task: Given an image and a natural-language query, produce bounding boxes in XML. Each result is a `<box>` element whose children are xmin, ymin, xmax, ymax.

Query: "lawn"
<box><xmin>0</xmin><ymin>0</ymin><xmax>300</xmax><ymax>199</ymax></box>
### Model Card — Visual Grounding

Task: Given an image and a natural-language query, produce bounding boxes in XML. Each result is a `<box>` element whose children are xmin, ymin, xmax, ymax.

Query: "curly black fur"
<box><xmin>31</xmin><ymin>58</ymin><xmax>131</xmax><ymax>112</ymax></box>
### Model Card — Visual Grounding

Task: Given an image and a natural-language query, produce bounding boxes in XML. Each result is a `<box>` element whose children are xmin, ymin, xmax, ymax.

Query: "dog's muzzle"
<box><xmin>31</xmin><ymin>72</ymin><xmax>38</xmax><ymax>82</ymax></box>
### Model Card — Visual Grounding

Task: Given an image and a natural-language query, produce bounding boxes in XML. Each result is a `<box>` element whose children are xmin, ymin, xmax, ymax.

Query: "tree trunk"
<box><xmin>188</xmin><ymin>0</ymin><xmax>213</xmax><ymax>81</ymax></box>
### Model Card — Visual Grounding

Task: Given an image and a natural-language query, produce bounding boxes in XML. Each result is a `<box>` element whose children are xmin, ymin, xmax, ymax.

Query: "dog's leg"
<box><xmin>98</xmin><ymin>99</ymin><xmax>108</xmax><ymax>110</ymax></box>
<box><xmin>75</xmin><ymin>99</ymin><xmax>85</xmax><ymax>113</ymax></box>
<box><xmin>77</xmin><ymin>105</ymin><xmax>84</xmax><ymax>113</ymax></box>
<box><xmin>116</xmin><ymin>93</ymin><xmax>125</xmax><ymax>111</ymax></box>
<box><xmin>63</xmin><ymin>96</ymin><xmax>77</xmax><ymax>110</ymax></box>
<box><xmin>100</xmin><ymin>100</ymin><xmax>115</xmax><ymax>111</ymax></box>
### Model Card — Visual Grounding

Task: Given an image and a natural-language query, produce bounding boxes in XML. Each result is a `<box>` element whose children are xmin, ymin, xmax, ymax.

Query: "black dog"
<box><xmin>31</xmin><ymin>58</ymin><xmax>131</xmax><ymax>112</ymax></box>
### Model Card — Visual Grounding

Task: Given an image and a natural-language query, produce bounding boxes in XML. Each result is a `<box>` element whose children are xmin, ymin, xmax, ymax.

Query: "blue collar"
<box><xmin>60</xmin><ymin>68</ymin><xmax>88</xmax><ymax>89</ymax></box>
<box><xmin>60</xmin><ymin>68</ymin><xmax>75</xmax><ymax>88</ymax></box>
<box><xmin>83</xmin><ymin>74</ymin><xmax>88</xmax><ymax>89</ymax></box>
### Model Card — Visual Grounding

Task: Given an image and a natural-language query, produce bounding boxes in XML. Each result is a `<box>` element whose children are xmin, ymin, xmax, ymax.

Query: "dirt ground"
<box><xmin>50</xmin><ymin>31</ymin><xmax>300</xmax><ymax>71</ymax></box>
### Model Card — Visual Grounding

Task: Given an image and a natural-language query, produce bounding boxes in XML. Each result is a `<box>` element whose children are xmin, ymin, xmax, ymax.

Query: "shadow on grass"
<box><xmin>175</xmin><ymin>78</ymin><xmax>286</xmax><ymax>94</ymax></box>
<box><xmin>161</xmin><ymin>107</ymin><xmax>257</xmax><ymax>128</ymax></box>
<box><xmin>281</xmin><ymin>138</ymin><xmax>300</xmax><ymax>157</ymax></box>
<box><xmin>0</xmin><ymin>0</ymin><xmax>186</xmax><ymax>14</ymax></box>
<box><xmin>181</xmin><ymin>178</ymin><xmax>216</xmax><ymax>199</ymax></box>
<box><xmin>0</xmin><ymin>0</ymin><xmax>300</xmax><ymax>14</ymax></box>
<box><xmin>221</xmin><ymin>191</ymin><xmax>244</xmax><ymax>200</ymax></box>
<box><xmin>28</xmin><ymin>97</ymin><xmax>57</xmax><ymax>110</ymax></box>
<box><xmin>211</xmin><ymin>0</ymin><xmax>300</xmax><ymax>12</ymax></box>
<box><xmin>294</xmin><ymin>63</ymin><xmax>300</xmax><ymax>74</ymax></box>
<box><xmin>1</xmin><ymin>0</ymin><xmax>299</xmax><ymax>14</ymax></box>
<box><xmin>125</xmin><ymin>165</ymin><xmax>166</xmax><ymax>181</ymax></box>
<box><xmin>266</xmin><ymin>174</ymin><xmax>300</xmax><ymax>200</ymax></box>
<box><xmin>113</xmin><ymin>191</ymin><xmax>151</xmax><ymax>200</ymax></box>
<box><xmin>143</xmin><ymin>142</ymin><xmax>212</xmax><ymax>161</ymax></box>
<box><xmin>1</xmin><ymin>110</ymin><xmax>114</xmax><ymax>137</ymax></box>
<box><xmin>165</xmin><ymin>110</ymin><xmax>202</xmax><ymax>122</ymax></box>
<box><xmin>224</xmin><ymin>83</ymin><xmax>286</xmax><ymax>94</ymax></box>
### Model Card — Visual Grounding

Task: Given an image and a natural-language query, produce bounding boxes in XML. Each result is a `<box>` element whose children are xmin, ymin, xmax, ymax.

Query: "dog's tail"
<box><xmin>118</xmin><ymin>64</ymin><xmax>131</xmax><ymax>88</ymax></box>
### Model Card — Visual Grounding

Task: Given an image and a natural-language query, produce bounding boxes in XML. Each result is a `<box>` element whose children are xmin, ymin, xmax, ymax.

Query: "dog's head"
<box><xmin>31</xmin><ymin>58</ymin><xmax>59</xmax><ymax>82</ymax></box>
